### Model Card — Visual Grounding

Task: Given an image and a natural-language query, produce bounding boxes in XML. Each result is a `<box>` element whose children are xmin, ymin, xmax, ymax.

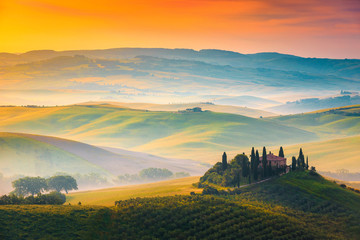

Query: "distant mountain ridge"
<box><xmin>268</xmin><ymin>94</ymin><xmax>360</xmax><ymax>114</ymax></box>
<box><xmin>1</xmin><ymin>48</ymin><xmax>359</xmax><ymax>79</ymax></box>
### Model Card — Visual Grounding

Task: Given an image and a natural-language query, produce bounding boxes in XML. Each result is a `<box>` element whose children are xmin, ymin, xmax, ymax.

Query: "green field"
<box><xmin>0</xmin><ymin>104</ymin><xmax>317</xmax><ymax>162</ymax></box>
<box><xmin>66</xmin><ymin>176</ymin><xmax>202</xmax><ymax>206</ymax></box>
<box><xmin>1</xmin><ymin>171</ymin><xmax>359</xmax><ymax>239</ymax></box>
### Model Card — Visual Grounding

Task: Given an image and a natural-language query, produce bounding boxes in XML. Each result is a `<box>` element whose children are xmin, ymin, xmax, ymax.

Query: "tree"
<box><xmin>230</xmin><ymin>154</ymin><xmax>249</xmax><ymax>187</ymax></box>
<box><xmin>12</xmin><ymin>177</ymin><xmax>47</xmax><ymax>196</ymax></box>
<box><xmin>262</xmin><ymin>147</ymin><xmax>267</xmax><ymax>178</ymax></box>
<box><xmin>47</xmin><ymin>175</ymin><xmax>78</xmax><ymax>194</ymax></box>
<box><xmin>250</xmin><ymin>147</ymin><xmax>255</xmax><ymax>174</ymax></box>
<box><xmin>292</xmin><ymin>156</ymin><xmax>297</xmax><ymax>171</ymax></box>
<box><xmin>241</xmin><ymin>155</ymin><xmax>250</xmax><ymax>181</ymax></box>
<box><xmin>279</xmin><ymin>146</ymin><xmax>284</xmax><ymax>158</ymax></box>
<box><xmin>222</xmin><ymin>152</ymin><xmax>228</xmax><ymax>170</ymax></box>
<box><xmin>306</xmin><ymin>156</ymin><xmax>309</xmax><ymax>170</ymax></box>
<box><xmin>254</xmin><ymin>150</ymin><xmax>260</xmax><ymax>181</ymax></box>
<box><xmin>298</xmin><ymin>148</ymin><xmax>305</xmax><ymax>169</ymax></box>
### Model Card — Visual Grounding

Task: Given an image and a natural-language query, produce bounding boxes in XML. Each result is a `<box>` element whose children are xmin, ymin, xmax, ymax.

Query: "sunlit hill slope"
<box><xmin>0</xmin><ymin>132</ymin><xmax>207</xmax><ymax>178</ymax></box>
<box><xmin>0</xmin><ymin>104</ymin><xmax>317</xmax><ymax>162</ymax></box>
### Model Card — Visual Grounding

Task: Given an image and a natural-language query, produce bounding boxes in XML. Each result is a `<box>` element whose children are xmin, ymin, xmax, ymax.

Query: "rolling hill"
<box><xmin>0</xmin><ymin>105</ymin><xmax>317</xmax><ymax>162</ymax></box>
<box><xmin>80</xmin><ymin>101</ymin><xmax>277</xmax><ymax>118</ymax></box>
<box><xmin>268</xmin><ymin>94</ymin><xmax>360</xmax><ymax>114</ymax></box>
<box><xmin>269</xmin><ymin>105</ymin><xmax>360</xmax><ymax>138</ymax></box>
<box><xmin>1</xmin><ymin>48</ymin><xmax>359</xmax><ymax>109</ymax></box>
<box><xmin>0</xmin><ymin>132</ymin><xmax>207</xmax><ymax>180</ymax></box>
<box><xmin>0</xmin><ymin>132</ymin><xmax>111</xmax><ymax>178</ymax></box>
<box><xmin>1</xmin><ymin>171</ymin><xmax>359</xmax><ymax>239</ymax></box>
<box><xmin>279</xmin><ymin>135</ymin><xmax>360</xmax><ymax>172</ymax></box>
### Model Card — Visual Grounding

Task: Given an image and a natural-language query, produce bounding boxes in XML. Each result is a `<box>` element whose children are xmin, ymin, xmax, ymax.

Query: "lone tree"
<box><xmin>292</xmin><ymin>156</ymin><xmax>297</xmax><ymax>171</ymax></box>
<box><xmin>47</xmin><ymin>175</ymin><xmax>78</xmax><ymax>194</ymax></box>
<box><xmin>279</xmin><ymin>146</ymin><xmax>284</xmax><ymax>158</ymax></box>
<box><xmin>262</xmin><ymin>147</ymin><xmax>267</xmax><ymax>178</ymax></box>
<box><xmin>12</xmin><ymin>177</ymin><xmax>48</xmax><ymax>196</ymax></box>
<box><xmin>222</xmin><ymin>152</ymin><xmax>228</xmax><ymax>170</ymax></box>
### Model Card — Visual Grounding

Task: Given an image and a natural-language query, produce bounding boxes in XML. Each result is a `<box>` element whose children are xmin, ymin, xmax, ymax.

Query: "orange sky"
<box><xmin>0</xmin><ymin>0</ymin><xmax>359</xmax><ymax>58</ymax></box>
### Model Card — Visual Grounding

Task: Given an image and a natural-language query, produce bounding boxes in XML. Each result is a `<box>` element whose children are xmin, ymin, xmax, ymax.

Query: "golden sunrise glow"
<box><xmin>0</xmin><ymin>0</ymin><xmax>359</xmax><ymax>57</ymax></box>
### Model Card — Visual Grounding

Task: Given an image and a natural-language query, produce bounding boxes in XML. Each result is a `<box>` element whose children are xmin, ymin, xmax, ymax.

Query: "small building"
<box><xmin>259</xmin><ymin>152</ymin><xmax>287</xmax><ymax>168</ymax></box>
<box><xmin>186</xmin><ymin>107</ymin><xmax>202</xmax><ymax>112</ymax></box>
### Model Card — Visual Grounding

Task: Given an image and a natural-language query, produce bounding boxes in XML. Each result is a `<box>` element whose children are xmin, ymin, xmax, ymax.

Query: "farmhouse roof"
<box><xmin>259</xmin><ymin>153</ymin><xmax>286</xmax><ymax>161</ymax></box>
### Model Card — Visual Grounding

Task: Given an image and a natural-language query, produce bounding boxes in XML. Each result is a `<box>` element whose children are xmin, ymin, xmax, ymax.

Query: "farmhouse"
<box><xmin>259</xmin><ymin>152</ymin><xmax>287</xmax><ymax>167</ymax></box>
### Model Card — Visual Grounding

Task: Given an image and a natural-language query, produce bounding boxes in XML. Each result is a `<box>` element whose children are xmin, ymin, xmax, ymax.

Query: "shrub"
<box><xmin>202</xmin><ymin>186</ymin><xmax>219</xmax><ymax>195</ymax></box>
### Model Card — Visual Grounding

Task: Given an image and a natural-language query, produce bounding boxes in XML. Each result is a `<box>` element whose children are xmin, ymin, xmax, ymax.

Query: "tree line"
<box><xmin>117</xmin><ymin>168</ymin><xmax>190</xmax><ymax>184</ymax></box>
<box><xmin>0</xmin><ymin>175</ymin><xmax>78</xmax><ymax>205</ymax></box>
<box><xmin>12</xmin><ymin>175</ymin><xmax>78</xmax><ymax>196</ymax></box>
<box><xmin>0</xmin><ymin>191</ymin><xmax>66</xmax><ymax>205</ymax></box>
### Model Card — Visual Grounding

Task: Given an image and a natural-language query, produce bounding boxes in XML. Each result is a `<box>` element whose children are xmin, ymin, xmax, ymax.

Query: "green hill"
<box><xmin>270</xmin><ymin>105</ymin><xmax>360</xmax><ymax>138</ymax></box>
<box><xmin>0</xmin><ymin>171</ymin><xmax>359</xmax><ymax>239</ymax></box>
<box><xmin>0</xmin><ymin>105</ymin><xmax>317</xmax><ymax>162</ymax></box>
<box><xmin>0</xmin><ymin>132</ymin><xmax>111</xmax><ymax>178</ymax></box>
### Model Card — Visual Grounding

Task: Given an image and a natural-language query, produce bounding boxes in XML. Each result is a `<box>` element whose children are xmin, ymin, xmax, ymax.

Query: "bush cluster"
<box><xmin>0</xmin><ymin>191</ymin><xmax>66</xmax><ymax>205</ymax></box>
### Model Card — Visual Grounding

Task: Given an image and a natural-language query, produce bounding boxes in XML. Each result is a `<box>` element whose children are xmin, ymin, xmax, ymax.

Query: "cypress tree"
<box><xmin>299</xmin><ymin>148</ymin><xmax>305</xmax><ymax>169</ymax></box>
<box><xmin>279</xmin><ymin>146</ymin><xmax>284</xmax><ymax>158</ymax></box>
<box><xmin>262</xmin><ymin>147</ymin><xmax>267</xmax><ymax>178</ymax></box>
<box><xmin>292</xmin><ymin>156</ymin><xmax>297</xmax><ymax>171</ymax></box>
<box><xmin>222</xmin><ymin>152</ymin><xmax>227</xmax><ymax>170</ymax></box>
<box><xmin>306</xmin><ymin>156</ymin><xmax>309</xmax><ymax>170</ymax></box>
<box><xmin>250</xmin><ymin>147</ymin><xmax>255</xmax><ymax>174</ymax></box>
<box><xmin>254</xmin><ymin>150</ymin><xmax>259</xmax><ymax>181</ymax></box>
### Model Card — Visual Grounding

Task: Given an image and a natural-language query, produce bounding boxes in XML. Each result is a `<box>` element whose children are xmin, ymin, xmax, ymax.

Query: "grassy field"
<box><xmin>0</xmin><ymin>105</ymin><xmax>316</xmax><ymax>162</ymax></box>
<box><xmin>66</xmin><ymin>176</ymin><xmax>202</xmax><ymax>206</ymax></box>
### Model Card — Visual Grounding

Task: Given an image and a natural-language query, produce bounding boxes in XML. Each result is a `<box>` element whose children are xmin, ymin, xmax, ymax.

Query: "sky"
<box><xmin>0</xmin><ymin>0</ymin><xmax>359</xmax><ymax>58</ymax></box>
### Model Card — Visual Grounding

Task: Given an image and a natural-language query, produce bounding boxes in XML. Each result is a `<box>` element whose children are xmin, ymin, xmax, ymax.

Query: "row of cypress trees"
<box><xmin>222</xmin><ymin>146</ymin><xmax>308</xmax><ymax>184</ymax></box>
<box><xmin>291</xmin><ymin>148</ymin><xmax>309</xmax><ymax>171</ymax></box>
